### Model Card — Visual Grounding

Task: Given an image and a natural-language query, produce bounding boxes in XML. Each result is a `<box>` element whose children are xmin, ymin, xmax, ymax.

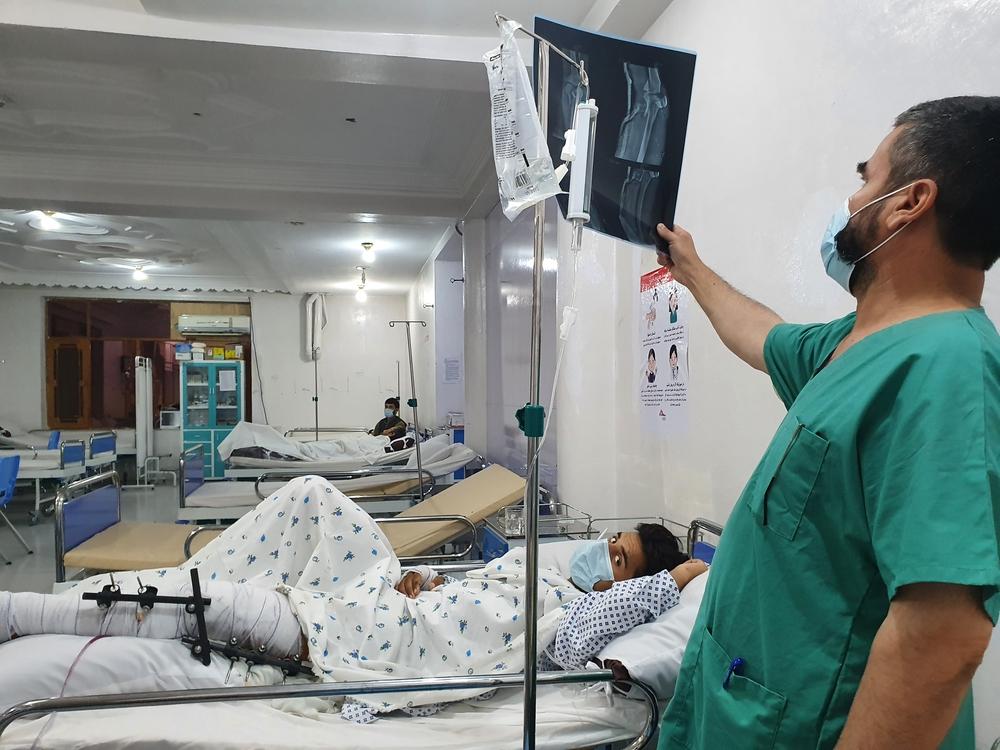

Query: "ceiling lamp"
<box><xmin>132</xmin><ymin>266</ymin><xmax>149</xmax><ymax>281</ymax></box>
<box><xmin>361</xmin><ymin>242</ymin><xmax>376</xmax><ymax>264</ymax></box>
<box><xmin>355</xmin><ymin>265</ymin><xmax>368</xmax><ymax>302</ymax></box>
<box><xmin>38</xmin><ymin>211</ymin><xmax>61</xmax><ymax>231</ymax></box>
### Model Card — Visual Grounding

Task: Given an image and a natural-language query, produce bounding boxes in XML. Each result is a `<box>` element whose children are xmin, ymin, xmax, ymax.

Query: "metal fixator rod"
<box><xmin>388</xmin><ymin>320</ymin><xmax>428</xmax><ymax>501</ymax></box>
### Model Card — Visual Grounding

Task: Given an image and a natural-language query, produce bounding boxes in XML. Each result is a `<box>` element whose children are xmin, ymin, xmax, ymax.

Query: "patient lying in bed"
<box><xmin>0</xmin><ymin>477</ymin><xmax>706</xmax><ymax>721</ymax></box>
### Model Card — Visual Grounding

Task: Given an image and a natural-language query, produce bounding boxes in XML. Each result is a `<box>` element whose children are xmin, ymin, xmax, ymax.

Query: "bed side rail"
<box><xmin>54</xmin><ymin>470</ymin><xmax>121</xmax><ymax>583</ymax></box>
<box><xmin>178</xmin><ymin>444</ymin><xmax>206</xmax><ymax>509</ymax></box>
<box><xmin>253</xmin><ymin>467</ymin><xmax>436</xmax><ymax>501</ymax></box>
<box><xmin>687</xmin><ymin>517</ymin><xmax>723</xmax><ymax>563</ymax></box>
<box><xmin>0</xmin><ymin>670</ymin><xmax>658</xmax><ymax>750</ymax></box>
<box><xmin>183</xmin><ymin>513</ymin><xmax>478</xmax><ymax>562</ymax></box>
<box><xmin>58</xmin><ymin>440</ymin><xmax>86</xmax><ymax>470</ymax></box>
<box><xmin>88</xmin><ymin>431</ymin><xmax>117</xmax><ymax>459</ymax></box>
<box><xmin>284</xmin><ymin>426</ymin><xmax>368</xmax><ymax>438</ymax></box>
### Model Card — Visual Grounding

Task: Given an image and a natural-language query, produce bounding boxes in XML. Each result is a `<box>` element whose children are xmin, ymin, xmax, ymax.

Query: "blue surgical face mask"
<box><xmin>820</xmin><ymin>183</ymin><xmax>916</xmax><ymax>293</ymax></box>
<box><xmin>569</xmin><ymin>540</ymin><xmax>614</xmax><ymax>591</ymax></box>
<box><xmin>384</xmin><ymin>409</ymin><xmax>395</xmax><ymax>418</ymax></box>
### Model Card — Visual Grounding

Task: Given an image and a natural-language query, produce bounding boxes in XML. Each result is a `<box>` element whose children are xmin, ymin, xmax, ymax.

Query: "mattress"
<box><xmin>0</xmin><ymin>635</ymin><xmax>647</xmax><ymax>750</ymax></box>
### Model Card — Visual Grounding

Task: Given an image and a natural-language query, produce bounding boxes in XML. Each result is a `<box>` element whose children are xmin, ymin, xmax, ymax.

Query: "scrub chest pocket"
<box><xmin>670</xmin><ymin>628</ymin><xmax>788</xmax><ymax>749</ymax></box>
<box><xmin>752</xmin><ymin>420</ymin><xmax>830</xmax><ymax>541</ymax></box>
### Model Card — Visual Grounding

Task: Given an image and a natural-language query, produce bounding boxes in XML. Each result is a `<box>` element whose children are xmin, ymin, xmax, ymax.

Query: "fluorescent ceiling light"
<box><xmin>361</xmin><ymin>242</ymin><xmax>376</xmax><ymax>264</ymax></box>
<box><xmin>132</xmin><ymin>268</ymin><xmax>149</xmax><ymax>281</ymax></box>
<box><xmin>355</xmin><ymin>288</ymin><xmax>368</xmax><ymax>303</ymax></box>
<box><xmin>38</xmin><ymin>212</ymin><xmax>61</xmax><ymax>231</ymax></box>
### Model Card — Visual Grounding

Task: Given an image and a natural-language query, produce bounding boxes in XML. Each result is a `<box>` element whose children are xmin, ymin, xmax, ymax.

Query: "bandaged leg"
<box><xmin>0</xmin><ymin>581</ymin><xmax>304</xmax><ymax>658</ymax></box>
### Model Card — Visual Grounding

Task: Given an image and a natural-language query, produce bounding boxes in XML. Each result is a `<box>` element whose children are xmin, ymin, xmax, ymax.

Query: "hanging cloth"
<box><xmin>304</xmin><ymin>293</ymin><xmax>328</xmax><ymax>361</ymax></box>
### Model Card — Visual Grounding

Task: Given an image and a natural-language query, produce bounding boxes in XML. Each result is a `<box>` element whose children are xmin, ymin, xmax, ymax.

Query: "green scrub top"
<box><xmin>659</xmin><ymin>308</ymin><xmax>1000</xmax><ymax>750</ymax></box>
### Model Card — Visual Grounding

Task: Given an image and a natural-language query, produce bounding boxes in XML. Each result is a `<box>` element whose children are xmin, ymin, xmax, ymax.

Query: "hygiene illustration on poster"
<box><xmin>639</xmin><ymin>266</ymin><xmax>689</xmax><ymax>435</ymax></box>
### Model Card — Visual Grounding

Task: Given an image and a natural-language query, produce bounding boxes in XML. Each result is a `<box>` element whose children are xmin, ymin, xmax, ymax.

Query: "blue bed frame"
<box><xmin>53</xmin><ymin>470</ymin><xmax>122</xmax><ymax>583</ymax></box>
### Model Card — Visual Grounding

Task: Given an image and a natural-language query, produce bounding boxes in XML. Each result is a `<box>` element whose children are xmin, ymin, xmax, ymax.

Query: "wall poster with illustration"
<box><xmin>639</xmin><ymin>266</ymin><xmax>689</xmax><ymax>435</ymax></box>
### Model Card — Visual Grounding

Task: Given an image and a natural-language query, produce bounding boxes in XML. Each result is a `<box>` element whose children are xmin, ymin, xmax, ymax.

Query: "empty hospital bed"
<box><xmin>180</xmin><ymin>443</ymin><xmax>480</xmax><ymax>521</ymax></box>
<box><xmin>54</xmin><ymin>463</ymin><xmax>526</xmax><ymax>583</ymax></box>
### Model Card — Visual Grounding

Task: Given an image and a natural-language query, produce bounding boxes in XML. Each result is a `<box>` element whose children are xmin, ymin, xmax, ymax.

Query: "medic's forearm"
<box><xmin>685</xmin><ymin>262</ymin><xmax>782</xmax><ymax>373</ymax></box>
<box><xmin>836</xmin><ymin>586</ymin><xmax>992</xmax><ymax>749</ymax></box>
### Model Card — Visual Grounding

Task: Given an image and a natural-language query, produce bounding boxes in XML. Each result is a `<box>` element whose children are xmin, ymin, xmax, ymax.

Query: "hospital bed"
<box><xmin>54</xmin><ymin>463</ymin><xmax>527</xmax><ymax>583</ymax></box>
<box><xmin>0</xmin><ymin>668</ymin><xmax>659</xmax><ymax>750</ymax></box>
<box><xmin>284</xmin><ymin>425</ymin><xmax>370</xmax><ymax>442</ymax></box>
<box><xmin>6</xmin><ymin>432</ymin><xmax>118</xmax><ymax>524</ymax></box>
<box><xmin>10</xmin><ymin>513</ymin><xmax>722</xmax><ymax>749</ymax></box>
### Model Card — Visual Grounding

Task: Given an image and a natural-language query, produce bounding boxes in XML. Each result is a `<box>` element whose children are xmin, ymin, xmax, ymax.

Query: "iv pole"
<box><xmin>389</xmin><ymin>321</ymin><xmax>427</xmax><ymax>501</ymax></box>
<box><xmin>493</xmin><ymin>14</ymin><xmax>590</xmax><ymax>750</ymax></box>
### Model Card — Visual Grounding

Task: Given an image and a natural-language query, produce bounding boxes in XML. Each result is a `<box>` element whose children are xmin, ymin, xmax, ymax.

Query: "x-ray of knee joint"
<box><xmin>536</xmin><ymin>18</ymin><xmax>696</xmax><ymax>250</ymax></box>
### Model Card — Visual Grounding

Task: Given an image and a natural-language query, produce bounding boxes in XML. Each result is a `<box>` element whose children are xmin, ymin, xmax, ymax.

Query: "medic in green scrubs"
<box><xmin>654</xmin><ymin>96</ymin><xmax>1000</xmax><ymax>749</ymax></box>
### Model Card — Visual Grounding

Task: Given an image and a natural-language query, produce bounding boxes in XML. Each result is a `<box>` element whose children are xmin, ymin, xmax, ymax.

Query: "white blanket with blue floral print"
<box><xmin>69</xmin><ymin>476</ymin><xmax>582</xmax><ymax>713</ymax></box>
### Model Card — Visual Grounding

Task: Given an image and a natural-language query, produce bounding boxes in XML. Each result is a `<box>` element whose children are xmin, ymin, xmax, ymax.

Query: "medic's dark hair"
<box><xmin>385</xmin><ymin>397</ymin><xmax>400</xmax><ymax>410</ymax></box>
<box><xmin>669</xmin><ymin>344</ymin><xmax>678</xmax><ymax>357</ymax></box>
<box><xmin>648</xmin><ymin>348</ymin><xmax>656</xmax><ymax>360</ymax></box>
<box><xmin>890</xmin><ymin>96</ymin><xmax>1000</xmax><ymax>270</ymax></box>
<box><xmin>636</xmin><ymin>523</ymin><xmax>688</xmax><ymax>576</ymax></box>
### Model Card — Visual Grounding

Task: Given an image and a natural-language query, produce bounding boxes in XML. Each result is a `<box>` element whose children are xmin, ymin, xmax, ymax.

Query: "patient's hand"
<box><xmin>600</xmin><ymin>658</ymin><xmax>632</xmax><ymax>692</ymax></box>
<box><xmin>395</xmin><ymin>571</ymin><xmax>424</xmax><ymax>598</ymax></box>
<box><xmin>669</xmin><ymin>559</ymin><xmax>709</xmax><ymax>591</ymax></box>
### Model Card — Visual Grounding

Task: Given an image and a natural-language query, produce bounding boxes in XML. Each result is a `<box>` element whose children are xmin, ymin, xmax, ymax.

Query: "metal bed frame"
<box><xmin>13</xmin><ymin>439</ymin><xmax>87</xmax><ymax>524</ymax></box>
<box><xmin>183</xmin><ymin>513</ymin><xmax>479</xmax><ymax>565</ymax></box>
<box><xmin>0</xmin><ymin>670</ymin><xmax>659</xmax><ymax>749</ymax></box>
<box><xmin>284</xmin><ymin>426</ymin><xmax>369</xmax><ymax>439</ymax></box>
<box><xmin>177</xmin><ymin>444</ymin><xmax>445</xmax><ymax>522</ymax></box>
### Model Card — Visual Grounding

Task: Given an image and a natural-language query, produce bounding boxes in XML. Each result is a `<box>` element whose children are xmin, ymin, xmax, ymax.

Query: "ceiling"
<box><xmin>0</xmin><ymin>0</ymin><xmax>668</xmax><ymax>294</ymax></box>
<box><xmin>0</xmin><ymin>209</ymin><xmax>454</xmax><ymax>294</ymax></box>
<box><xmin>0</xmin><ymin>24</ymin><xmax>484</xmax><ymax>292</ymax></box>
<box><xmin>139</xmin><ymin>0</ymin><xmax>591</xmax><ymax>36</ymax></box>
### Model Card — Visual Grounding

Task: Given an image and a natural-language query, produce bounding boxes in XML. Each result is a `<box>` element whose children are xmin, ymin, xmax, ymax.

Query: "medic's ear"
<box><xmin>887</xmin><ymin>178</ymin><xmax>937</xmax><ymax>231</ymax></box>
<box><xmin>592</xmin><ymin>580</ymin><xmax>613</xmax><ymax>592</ymax></box>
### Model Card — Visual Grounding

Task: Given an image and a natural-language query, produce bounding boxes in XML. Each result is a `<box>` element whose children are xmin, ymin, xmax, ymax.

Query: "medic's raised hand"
<box><xmin>655</xmin><ymin>223</ymin><xmax>703</xmax><ymax>288</ymax></box>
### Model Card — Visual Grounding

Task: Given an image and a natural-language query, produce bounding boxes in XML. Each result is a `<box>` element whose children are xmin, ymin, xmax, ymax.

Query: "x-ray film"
<box><xmin>535</xmin><ymin>18</ymin><xmax>696</xmax><ymax>250</ymax></box>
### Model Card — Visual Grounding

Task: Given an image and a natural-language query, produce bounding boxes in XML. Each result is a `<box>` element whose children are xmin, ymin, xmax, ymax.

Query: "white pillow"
<box><xmin>597</xmin><ymin>569</ymin><xmax>710</xmax><ymax>701</ymax></box>
<box><xmin>0</xmin><ymin>634</ymin><xmax>280</xmax><ymax>713</ymax></box>
<box><xmin>537</xmin><ymin>539</ymin><xmax>590</xmax><ymax>580</ymax></box>
<box><xmin>406</xmin><ymin>434</ymin><xmax>452</xmax><ymax>466</ymax></box>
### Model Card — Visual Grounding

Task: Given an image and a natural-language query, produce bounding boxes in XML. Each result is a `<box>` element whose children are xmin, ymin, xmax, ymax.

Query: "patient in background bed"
<box><xmin>0</xmin><ymin>478</ymin><xmax>705</xmax><ymax>722</ymax></box>
<box><xmin>369</xmin><ymin>397</ymin><xmax>407</xmax><ymax>439</ymax></box>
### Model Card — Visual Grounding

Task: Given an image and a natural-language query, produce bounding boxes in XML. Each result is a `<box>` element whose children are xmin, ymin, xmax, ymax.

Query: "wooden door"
<box><xmin>47</xmin><ymin>339</ymin><xmax>91</xmax><ymax>428</ymax></box>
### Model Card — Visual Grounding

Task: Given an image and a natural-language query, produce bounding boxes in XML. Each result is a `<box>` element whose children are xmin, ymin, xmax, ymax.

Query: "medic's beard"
<box><xmin>835</xmin><ymin>206</ymin><xmax>882</xmax><ymax>294</ymax></box>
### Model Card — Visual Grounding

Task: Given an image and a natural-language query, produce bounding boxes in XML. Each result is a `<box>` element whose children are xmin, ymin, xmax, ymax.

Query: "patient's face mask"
<box><xmin>820</xmin><ymin>183</ymin><xmax>916</xmax><ymax>293</ymax></box>
<box><xmin>569</xmin><ymin>540</ymin><xmax>615</xmax><ymax>591</ymax></box>
<box><xmin>384</xmin><ymin>409</ymin><xmax>395</xmax><ymax>418</ymax></box>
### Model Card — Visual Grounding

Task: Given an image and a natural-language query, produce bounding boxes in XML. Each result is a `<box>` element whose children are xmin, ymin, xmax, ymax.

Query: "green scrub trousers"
<box><xmin>659</xmin><ymin>309</ymin><xmax>1000</xmax><ymax>749</ymax></box>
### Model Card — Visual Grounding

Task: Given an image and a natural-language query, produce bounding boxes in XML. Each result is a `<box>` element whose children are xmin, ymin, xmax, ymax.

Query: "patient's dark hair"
<box><xmin>637</xmin><ymin>523</ymin><xmax>688</xmax><ymax>576</ymax></box>
<box><xmin>385</xmin><ymin>397</ymin><xmax>400</xmax><ymax>410</ymax></box>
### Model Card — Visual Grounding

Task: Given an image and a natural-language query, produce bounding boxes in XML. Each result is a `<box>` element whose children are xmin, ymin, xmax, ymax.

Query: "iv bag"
<box><xmin>483</xmin><ymin>20</ymin><xmax>562</xmax><ymax>221</ymax></box>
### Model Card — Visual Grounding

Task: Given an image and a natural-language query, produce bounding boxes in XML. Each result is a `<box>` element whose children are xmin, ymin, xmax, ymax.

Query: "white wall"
<box><xmin>250</xmin><ymin>292</ymin><xmax>407</xmax><ymax>431</ymax></box>
<box><xmin>433</xmin><ymin>259</ymin><xmax>465</xmax><ymax>424</ymax></box>
<box><xmin>552</xmin><ymin>1</ymin><xmax>1000</xmax><ymax>745</ymax></box>
<box><xmin>0</xmin><ymin>287</ymin><xmax>46</xmax><ymax>430</ymax></box>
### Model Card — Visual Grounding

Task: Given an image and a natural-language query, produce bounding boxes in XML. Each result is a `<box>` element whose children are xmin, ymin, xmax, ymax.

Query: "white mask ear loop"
<box><xmin>596</xmin><ymin>528</ymin><xmax>609</xmax><ymax>541</ymax></box>
<box><xmin>848</xmin><ymin>181</ymin><xmax>916</xmax><ymax>220</ymax></box>
<box><xmin>851</xmin><ymin>223</ymin><xmax>910</xmax><ymax>266</ymax></box>
<box><xmin>847</xmin><ymin>181</ymin><xmax>918</xmax><ymax>266</ymax></box>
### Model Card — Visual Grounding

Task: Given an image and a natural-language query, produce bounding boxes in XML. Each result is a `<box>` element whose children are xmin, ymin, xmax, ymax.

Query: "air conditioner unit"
<box><xmin>177</xmin><ymin>315</ymin><xmax>251</xmax><ymax>335</ymax></box>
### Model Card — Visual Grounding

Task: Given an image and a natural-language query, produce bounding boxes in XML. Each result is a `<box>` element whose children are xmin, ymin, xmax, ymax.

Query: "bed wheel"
<box><xmin>42</xmin><ymin>503</ymin><xmax>55</xmax><ymax>517</ymax></box>
<box><xmin>28</xmin><ymin>511</ymin><xmax>39</xmax><ymax>526</ymax></box>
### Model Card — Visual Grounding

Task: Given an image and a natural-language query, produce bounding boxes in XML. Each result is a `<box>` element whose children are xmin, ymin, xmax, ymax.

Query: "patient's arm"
<box><xmin>543</xmin><ymin>569</ymin><xmax>682</xmax><ymax>670</ymax></box>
